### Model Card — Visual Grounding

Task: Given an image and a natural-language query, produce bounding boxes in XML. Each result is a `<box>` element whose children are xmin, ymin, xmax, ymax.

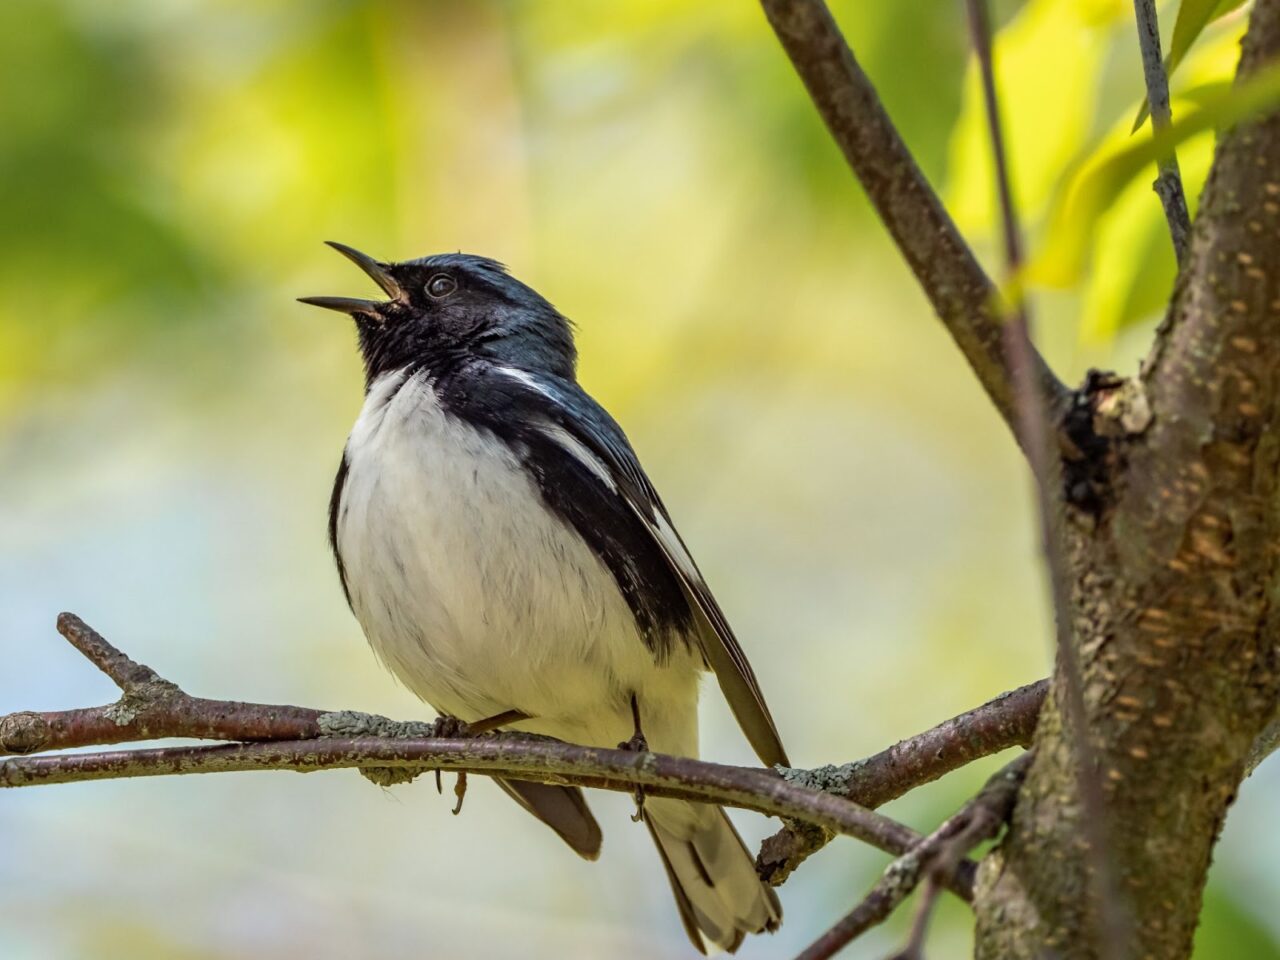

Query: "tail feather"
<box><xmin>495</xmin><ymin>778</ymin><xmax>602</xmax><ymax>860</ymax></box>
<box><xmin>645</xmin><ymin>816</ymin><xmax>713</xmax><ymax>955</ymax></box>
<box><xmin>645</xmin><ymin>798</ymin><xmax>782</xmax><ymax>954</ymax></box>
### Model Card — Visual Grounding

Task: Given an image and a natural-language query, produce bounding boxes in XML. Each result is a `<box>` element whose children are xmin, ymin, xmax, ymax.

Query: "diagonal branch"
<box><xmin>794</xmin><ymin>752</ymin><xmax>1033</xmax><ymax>960</ymax></box>
<box><xmin>0</xmin><ymin>614</ymin><xmax>328</xmax><ymax>754</ymax></box>
<box><xmin>757</xmin><ymin>679</ymin><xmax>1046</xmax><ymax>885</ymax></box>
<box><xmin>963</xmin><ymin>1</ymin><xmax>1128</xmax><ymax>956</ymax></box>
<box><xmin>1133</xmin><ymin>0</ymin><xmax>1193</xmax><ymax>262</ymax></box>
<box><xmin>758</xmin><ymin>0</ymin><xmax>1070</xmax><ymax>444</ymax></box>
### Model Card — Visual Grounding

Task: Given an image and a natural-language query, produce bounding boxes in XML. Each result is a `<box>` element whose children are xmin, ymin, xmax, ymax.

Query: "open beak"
<box><xmin>298</xmin><ymin>241</ymin><xmax>402</xmax><ymax>316</ymax></box>
<box><xmin>296</xmin><ymin>295</ymin><xmax>382</xmax><ymax>316</ymax></box>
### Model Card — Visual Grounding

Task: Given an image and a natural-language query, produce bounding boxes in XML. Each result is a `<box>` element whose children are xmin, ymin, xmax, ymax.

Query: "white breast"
<box><xmin>335</xmin><ymin>371</ymin><xmax>701</xmax><ymax>753</ymax></box>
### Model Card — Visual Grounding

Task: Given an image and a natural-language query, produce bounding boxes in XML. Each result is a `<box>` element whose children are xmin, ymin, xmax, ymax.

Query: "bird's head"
<box><xmin>300</xmin><ymin>242</ymin><xmax>576</xmax><ymax>385</ymax></box>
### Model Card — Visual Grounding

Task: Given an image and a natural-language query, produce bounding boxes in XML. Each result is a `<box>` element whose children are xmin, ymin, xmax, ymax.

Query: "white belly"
<box><xmin>336</xmin><ymin>371</ymin><xmax>701</xmax><ymax>754</ymax></box>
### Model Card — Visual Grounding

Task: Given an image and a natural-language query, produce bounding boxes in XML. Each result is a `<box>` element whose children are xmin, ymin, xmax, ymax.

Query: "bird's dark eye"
<box><xmin>426</xmin><ymin>274</ymin><xmax>457</xmax><ymax>299</ymax></box>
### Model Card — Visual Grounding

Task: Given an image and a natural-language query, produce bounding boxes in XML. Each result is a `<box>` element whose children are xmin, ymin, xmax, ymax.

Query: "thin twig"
<box><xmin>962</xmin><ymin>2</ymin><xmax>1129</xmax><ymax>955</ymax></box>
<box><xmin>757</xmin><ymin>679</ymin><xmax>1046</xmax><ymax>885</ymax></box>
<box><xmin>793</xmin><ymin>752</ymin><xmax>1033</xmax><ymax>960</ymax></box>
<box><xmin>758</xmin><ymin>0</ymin><xmax>1069</xmax><ymax>446</ymax></box>
<box><xmin>888</xmin><ymin>878</ymin><xmax>940</xmax><ymax>960</ymax></box>
<box><xmin>1133</xmin><ymin>0</ymin><xmax>1193</xmax><ymax>262</ymax></box>
<box><xmin>0</xmin><ymin>615</ymin><xmax>327</xmax><ymax>756</ymax></box>
<box><xmin>56</xmin><ymin>612</ymin><xmax>173</xmax><ymax>694</ymax></box>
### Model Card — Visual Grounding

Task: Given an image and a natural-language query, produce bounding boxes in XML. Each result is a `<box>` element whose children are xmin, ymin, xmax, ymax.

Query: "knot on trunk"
<box><xmin>1060</xmin><ymin>370</ymin><xmax>1152</xmax><ymax>519</ymax></box>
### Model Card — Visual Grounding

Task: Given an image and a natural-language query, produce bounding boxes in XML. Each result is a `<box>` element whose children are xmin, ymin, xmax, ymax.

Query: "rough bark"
<box><xmin>974</xmin><ymin>4</ymin><xmax>1280</xmax><ymax>957</ymax></box>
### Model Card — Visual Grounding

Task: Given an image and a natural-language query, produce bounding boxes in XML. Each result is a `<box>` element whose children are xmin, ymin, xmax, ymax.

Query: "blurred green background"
<box><xmin>1</xmin><ymin>1</ymin><xmax>1275</xmax><ymax>957</ymax></box>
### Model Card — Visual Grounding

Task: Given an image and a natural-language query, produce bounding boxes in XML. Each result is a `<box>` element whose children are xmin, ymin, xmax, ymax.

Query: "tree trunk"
<box><xmin>974</xmin><ymin>4</ymin><xmax>1280</xmax><ymax>957</ymax></box>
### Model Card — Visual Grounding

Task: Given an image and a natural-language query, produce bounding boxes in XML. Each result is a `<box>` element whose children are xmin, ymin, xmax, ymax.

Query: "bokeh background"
<box><xmin>1</xmin><ymin>1</ymin><xmax>1275</xmax><ymax>957</ymax></box>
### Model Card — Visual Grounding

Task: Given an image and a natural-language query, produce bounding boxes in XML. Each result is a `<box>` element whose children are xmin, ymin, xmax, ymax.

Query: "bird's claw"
<box><xmin>451</xmin><ymin>771</ymin><xmax>468</xmax><ymax>815</ymax></box>
<box><xmin>423</xmin><ymin>716</ymin><xmax>469</xmax><ymax>810</ymax></box>
<box><xmin>617</xmin><ymin>731</ymin><xmax>649</xmax><ymax>821</ymax></box>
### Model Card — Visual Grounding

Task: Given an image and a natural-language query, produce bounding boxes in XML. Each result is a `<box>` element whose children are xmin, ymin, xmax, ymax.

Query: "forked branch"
<box><xmin>759</xmin><ymin>0</ymin><xmax>1070</xmax><ymax>444</ymax></box>
<box><xmin>756</xmin><ymin>679</ymin><xmax>1046</xmax><ymax>885</ymax></box>
<box><xmin>795</xmin><ymin>752</ymin><xmax>1033</xmax><ymax>960</ymax></box>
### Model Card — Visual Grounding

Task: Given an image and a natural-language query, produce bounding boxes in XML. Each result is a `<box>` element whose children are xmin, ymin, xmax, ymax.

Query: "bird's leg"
<box><xmin>619</xmin><ymin>693</ymin><xmax>649</xmax><ymax>752</ymax></box>
<box><xmin>469</xmin><ymin>708</ymin><xmax>530</xmax><ymax>734</ymax></box>
<box><xmin>617</xmin><ymin>693</ymin><xmax>649</xmax><ymax>821</ymax></box>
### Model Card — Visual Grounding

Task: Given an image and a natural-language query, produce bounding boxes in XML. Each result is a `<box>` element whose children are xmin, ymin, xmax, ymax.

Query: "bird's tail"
<box><xmin>644</xmin><ymin>797</ymin><xmax>781</xmax><ymax>954</ymax></box>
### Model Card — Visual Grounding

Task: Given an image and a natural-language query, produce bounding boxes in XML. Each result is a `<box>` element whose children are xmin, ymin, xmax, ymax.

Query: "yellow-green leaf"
<box><xmin>1079</xmin><ymin>122</ymin><xmax>1216</xmax><ymax>341</ymax></box>
<box><xmin>1029</xmin><ymin>57</ymin><xmax>1280</xmax><ymax>288</ymax></box>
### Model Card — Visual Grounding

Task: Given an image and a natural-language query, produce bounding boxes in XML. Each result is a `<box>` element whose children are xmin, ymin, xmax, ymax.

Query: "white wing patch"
<box><xmin>536</xmin><ymin>420</ymin><xmax>618</xmax><ymax>493</ymax></box>
<box><xmin>500</xmin><ymin>364</ymin><xmax>702</xmax><ymax>583</ymax></box>
<box><xmin>494</xmin><ymin>365</ymin><xmax>558</xmax><ymax>403</ymax></box>
<box><xmin>650</xmin><ymin>508</ymin><xmax>701</xmax><ymax>582</ymax></box>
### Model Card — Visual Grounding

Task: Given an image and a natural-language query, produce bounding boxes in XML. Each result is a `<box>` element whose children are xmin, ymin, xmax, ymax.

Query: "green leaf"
<box><xmin>1029</xmin><ymin>57</ymin><xmax>1280</xmax><ymax>288</ymax></box>
<box><xmin>1132</xmin><ymin>0</ymin><xmax>1248</xmax><ymax>131</ymax></box>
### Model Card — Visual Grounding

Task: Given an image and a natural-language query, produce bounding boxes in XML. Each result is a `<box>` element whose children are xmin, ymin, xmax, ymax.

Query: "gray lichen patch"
<box><xmin>358</xmin><ymin>765</ymin><xmax>423</xmax><ymax>787</ymax></box>
<box><xmin>883</xmin><ymin>850</ymin><xmax>922</xmax><ymax>894</ymax></box>
<box><xmin>317</xmin><ymin>711</ymin><xmax>444</xmax><ymax>788</ymax></box>
<box><xmin>105</xmin><ymin>700</ymin><xmax>140</xmax><ymax>726</ymax></box>
<box><xmin>775</xmin><ymin>760</ymin><xmax>868</xmax><ymax>795</ymax></box>
<box><xmin>317</xmin><ymin>710</ymin><xmax>437</xmax><ymax>739</ymax></box>
<box><xmin>103</xmin><ymin>679</ymin><xmax>179</xmax><ymax>727</ymax></box>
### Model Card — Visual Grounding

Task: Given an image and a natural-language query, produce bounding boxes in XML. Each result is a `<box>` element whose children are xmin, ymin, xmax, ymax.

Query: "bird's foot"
<box><xmin>422</xmin><ymin>716</ymin><xmax>471</xmax><ymax>808</ymax></box>
<box><xmin>617</xmin><ymin>727</ymin><xmax>650</xmax><ymax>822</ymax></box>
<box><xmin>428</xmin><ymin>714</ymin><xmax>472</xmax><ymax>739</ymax></box>
<box><xmin>617</xmin><ymin>730</ymin><xmax>649</xmax><ymax>754</ymax></box>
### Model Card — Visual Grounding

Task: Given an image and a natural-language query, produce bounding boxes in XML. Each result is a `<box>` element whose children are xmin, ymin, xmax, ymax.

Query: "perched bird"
<box><xmin>301</xmin><ymin>243</ymin><xmax>788</xmax><ymax>953</ymax></box>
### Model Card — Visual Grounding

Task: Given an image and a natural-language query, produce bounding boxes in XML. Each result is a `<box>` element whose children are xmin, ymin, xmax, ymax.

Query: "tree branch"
<box><xmin>0</xmin><ymin>614</ymin><xmax>328</xmax><ymax>754</ymax></box>
<box><xmin>963</xmin><ymin>1</ymin><xmax>1129</xmax><ymax>955</ymax></box>
<box><xmin>757</xmin><ymin>679</ymin><xmax>1046</xmax><ymax>885</ymax></box>
<box><xmin>1133</xmin><ymin>0</ymin><xmax>1193</xmax><ymax>262</ymax></box>
<box><xmin>977</xmin><ymin>3</ymin><xmax>1280</xmax><ymax>956</ymax></box>
<box><xmin>11</xmin><ymin>616</ymin><xmax>1273</xmax><ymax>930</ymax></box>
<box><xmin>794</xmin><ymin>752</ymin><xmax>1033</xmax><ymax>960</ymax></box>
<box><xmin>758</xmin><ymin>0</ymin><xmax>1069</xmax><ymax>444</ymax></box>
<box><xmin>0</xmin><ymin>617</ymin><xmax>1028</xmax><ymax>902</ymax></box>
<box><xmin>0</xmin><ymin>731</ymin><xmax>910</xmax><ymax>845</ymax></box>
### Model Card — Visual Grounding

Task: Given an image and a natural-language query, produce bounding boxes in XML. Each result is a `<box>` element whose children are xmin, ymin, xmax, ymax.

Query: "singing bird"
<box><xmin>301</xmin><ymin>243</ymin><xmax>787</xmax><ymax>953</ymax></box>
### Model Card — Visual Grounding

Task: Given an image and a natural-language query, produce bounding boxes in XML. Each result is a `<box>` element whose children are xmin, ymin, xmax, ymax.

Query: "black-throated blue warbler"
<box><xmin>301</xmin><ymin>242</ymin><xmax>787</xmax><ymax>953</ymax></box>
